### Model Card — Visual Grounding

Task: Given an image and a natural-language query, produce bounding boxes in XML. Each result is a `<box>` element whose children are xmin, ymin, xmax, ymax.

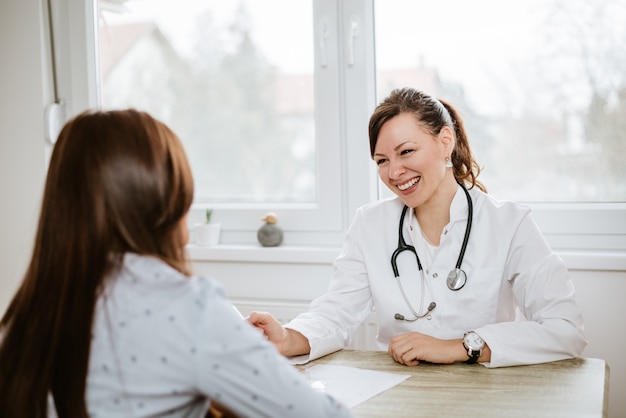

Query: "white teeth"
<box><xmin>398</xmin><ymin>177</ymin><xmax>419</xmax><ymax>191</ymax></box>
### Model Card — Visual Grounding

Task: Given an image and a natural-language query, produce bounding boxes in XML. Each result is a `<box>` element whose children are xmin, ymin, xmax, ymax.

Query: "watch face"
<box><xmin>464</xmin><ymin>332</ymin><xmax>484</xmax><ymax>349</ymax></box>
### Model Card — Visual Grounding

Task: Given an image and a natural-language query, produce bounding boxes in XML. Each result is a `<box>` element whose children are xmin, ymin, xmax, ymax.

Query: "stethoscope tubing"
<box><xmin>391</xmin><ymin>205</ymin><xmax>419</xmax><ymax>277</ymax></box>
<box><xmin>391</xmin><ymin>181</ymin><xmax>473</xmax><ymax>291</ymax></box>
<box><xmin>454</xmin><ymin>183</ymin><xmax>473</xmax><ymax>270</ymax></box>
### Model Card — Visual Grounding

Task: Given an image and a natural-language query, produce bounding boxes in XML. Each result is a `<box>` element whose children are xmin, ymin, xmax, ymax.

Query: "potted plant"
<box><xmin>195</xmin><ymin>208</ymin><xmax>221</xmax><ymax>246</ymax></box>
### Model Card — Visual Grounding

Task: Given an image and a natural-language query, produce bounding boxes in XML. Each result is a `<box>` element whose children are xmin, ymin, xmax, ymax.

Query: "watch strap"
<box><xmin>465</xmin><ymin>349</ymin><xmax>480</xmax><ymax>364</ymax></box>
<box><xmin>463</xmin><ymin>331</ymin><xmax>483</xmax><ymax>364</ymax></box>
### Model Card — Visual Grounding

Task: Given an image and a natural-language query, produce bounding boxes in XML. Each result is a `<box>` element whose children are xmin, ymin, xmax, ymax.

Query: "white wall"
<box><xmin>569</xmin><ymin>268</ymin><xmax>626</xmax><ymax>417</ymax></box>
<box><xmin>0</xmin><ymin>3</ymin><xmax>624</xmax><ymax>418</ymax></box>
<box><xmin>0</xmin><ymin>1</ymin><xmax>49</xmax><ymax>313</ymax></box>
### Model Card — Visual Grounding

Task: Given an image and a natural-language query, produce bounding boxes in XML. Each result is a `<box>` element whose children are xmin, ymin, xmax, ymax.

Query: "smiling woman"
<box><xmin>247</xmin><ymin>87</ymin><xmax>587</xmax><ymax>373</ymax></box>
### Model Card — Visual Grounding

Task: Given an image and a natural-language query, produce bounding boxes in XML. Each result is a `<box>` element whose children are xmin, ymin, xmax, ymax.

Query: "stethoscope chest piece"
<box><xmin>447</xmin><ymin>268</ymin><xmax>467</xmax><ymax>291</ymax></box>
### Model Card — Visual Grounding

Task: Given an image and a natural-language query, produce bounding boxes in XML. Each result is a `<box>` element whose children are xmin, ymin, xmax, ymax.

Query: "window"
<box><xmin>94</xmin><ymin>0</ymin><xmax>360</xmax><ymax>246</ymax></box>
<box><xmin>52</xmin><ymin>0</ymin><xmax>625</xmax><ymax>253</ymax></box>
<box><xmin>99</xmin><ymin>1</ymin><xmax>319</xmax><ymax>204</ymax></box>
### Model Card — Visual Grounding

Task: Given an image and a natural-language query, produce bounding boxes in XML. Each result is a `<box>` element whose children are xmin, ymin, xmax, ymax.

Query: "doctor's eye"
<box><xmin>400</xmin><ymin>148</ymin><xmax>415</xmax><ymax>156</ymax></box>
<box><xmin>375</xmin><ymin>157</ymin><xmax>388</xmax><ymax>166</ymax></box>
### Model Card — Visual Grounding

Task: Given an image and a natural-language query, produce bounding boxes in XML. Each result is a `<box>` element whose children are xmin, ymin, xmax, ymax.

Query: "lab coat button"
<box><xmin>433</xmin><ymin>273</ymin><xmax>438</xmax><ymax>278</ymax></box>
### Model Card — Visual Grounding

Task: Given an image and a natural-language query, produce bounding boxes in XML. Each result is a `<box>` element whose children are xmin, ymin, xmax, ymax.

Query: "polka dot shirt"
<box><xmin>84</xmin><ymin>253</ymin><xmax>352</xmax><ymax>418</ymax></box>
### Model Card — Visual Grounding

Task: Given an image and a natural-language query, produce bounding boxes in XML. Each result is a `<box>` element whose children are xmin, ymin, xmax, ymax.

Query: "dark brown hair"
<box><xmin>369</xmin><ymin>87</ymin><xmax>486</xmax><ymax>192</ymax></box>
<box><xmin>0</xmin><ymin>109</ymin><xmax>194</xmax><ymax>417</ymax></box>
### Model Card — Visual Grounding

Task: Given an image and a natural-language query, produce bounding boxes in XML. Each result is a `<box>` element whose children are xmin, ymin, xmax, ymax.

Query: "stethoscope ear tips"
<box><xmin>394</xmin><ymin>302</ymin><xmax>436</xmax><ymax>321</ymax></box>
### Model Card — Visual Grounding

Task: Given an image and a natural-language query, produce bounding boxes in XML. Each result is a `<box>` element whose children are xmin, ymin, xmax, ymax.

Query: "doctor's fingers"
<box><xmin>246</xmin><ymin>310</ymin><xmax>276</xmax><ymax>326</ymax></box>
<box><xmin>247</xmin><ymin>312</ymin><xmax>282</xmax><ymax>337</ymax></box>
<box><xmin>389</xmin><ymin>332</ymin><xmax>426</xmax><ymax>351</ymax></box>
<box><xmin>388</xmin><ymin>341</ymin><xmax>418</xmax><ymax>365</ymax></box>
<box><xmin>401</xmin><ymin>350</ymin><xmax>420</xmax><ymax>366</ymax></box>
<box><xmin>248</xmin><ymin>311</ymin><xmax>283</xmax><ymax>330</ymax></box>
<box><xmin>389</xmin><ymin>345</ymin><xmax>420</xmax><ymax>366</ymax></box>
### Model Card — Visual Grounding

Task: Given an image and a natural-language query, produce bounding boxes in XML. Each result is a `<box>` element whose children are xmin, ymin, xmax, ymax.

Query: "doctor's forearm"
<box><xmin>478</xmin><ymin>344</ymin><xmax>491</xmax><ymax>363</ymax></box>
<box><xmin>281</xmin><ymin>328</ymin><xmax>311</xmax><ymax>357</ymax></box>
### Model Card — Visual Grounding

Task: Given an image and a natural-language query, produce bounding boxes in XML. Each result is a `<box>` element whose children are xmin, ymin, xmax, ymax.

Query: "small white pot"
<box><xmin>195</xmin><ymin>223</ymin><xmax>221</xmax><ymax>246</ymax></box>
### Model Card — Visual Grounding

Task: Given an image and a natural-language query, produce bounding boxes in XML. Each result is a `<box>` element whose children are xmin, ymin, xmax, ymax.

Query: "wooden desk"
<box><xmin>309</xmin><ymin>350</ymin><xmax>609</xmax><ymax>418</ymax></box>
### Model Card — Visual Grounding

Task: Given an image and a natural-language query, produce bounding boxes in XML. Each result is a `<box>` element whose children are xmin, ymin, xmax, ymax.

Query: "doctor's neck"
<box><xmin>414</xmin><ymin>177</ymin><xmax>458</xmax><ymax>240</ymax></box>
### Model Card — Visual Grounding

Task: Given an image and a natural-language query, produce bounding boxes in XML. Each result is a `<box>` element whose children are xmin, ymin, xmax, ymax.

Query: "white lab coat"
<box><xmin>286</xmin><ymin>185</ymin><xmax>587</xmax><ymax>368</ymax></box>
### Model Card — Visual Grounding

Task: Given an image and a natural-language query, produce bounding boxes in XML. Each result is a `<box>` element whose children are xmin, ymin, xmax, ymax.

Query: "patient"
<box><xmin>0</xmin><ymin>109</ymin><xmax>351</xmax><ymax>418</ymax></box>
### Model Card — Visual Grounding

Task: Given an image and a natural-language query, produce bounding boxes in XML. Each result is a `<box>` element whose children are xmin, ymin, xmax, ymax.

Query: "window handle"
<box><xmin>347</xmin><ymin>18</ymin><xmax>359</xmax><ymax>66</ymax></box>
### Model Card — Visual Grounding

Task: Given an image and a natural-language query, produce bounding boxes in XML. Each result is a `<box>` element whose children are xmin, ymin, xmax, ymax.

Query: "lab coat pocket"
<box><xmin>443</xmin><ymin>266</ymin><xmax>503</xmax><ymax>331</ymax></box>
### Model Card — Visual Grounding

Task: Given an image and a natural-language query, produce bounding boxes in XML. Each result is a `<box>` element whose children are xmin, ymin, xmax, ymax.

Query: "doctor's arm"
<box><xmin>473</xmin><ymin>214</ymin><xmax>587</xmax><ymax>367</ymax></box>
<box><xmin>388</xmin><ymin>331</ymin><xmax>492</xmax><ymax>366</ymax></box>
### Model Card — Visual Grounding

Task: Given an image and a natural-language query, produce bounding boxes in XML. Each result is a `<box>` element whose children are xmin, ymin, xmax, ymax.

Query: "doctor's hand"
<box><xmin>247</xmin><ymin>311</ymin><xmax>286</xmax><ymax>346</ymax></box>
<box><xmin>388</xmin><ymin>332</ymin><xmax>465</xmax><ymax>366</ymax></box>
<box><xmin>247</xmin><ymin>311</ymin><xmax>311</xmax><ymax>357</ymax></box>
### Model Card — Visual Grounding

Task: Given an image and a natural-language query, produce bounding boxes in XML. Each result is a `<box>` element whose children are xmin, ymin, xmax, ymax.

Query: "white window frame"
<box><xmin>50</xmin><ymin>0</ymin><xmax>625</xmax><ymax>266</ymax></box>
<box><xmin>52</xmin><ymin>0</ymin><xmax>377</xmax><ymax>249</ymax></box>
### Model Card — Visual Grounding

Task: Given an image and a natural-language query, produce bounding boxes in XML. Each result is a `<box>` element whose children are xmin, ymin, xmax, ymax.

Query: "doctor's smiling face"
<box><xmin>373</xmin><ymin>112</ymin><xmax>454</xmax><ymax>209</ymax></box>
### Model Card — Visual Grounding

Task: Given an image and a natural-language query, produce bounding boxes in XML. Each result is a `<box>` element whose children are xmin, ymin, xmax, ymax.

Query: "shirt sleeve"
<box><xmin>194</xmin><ymin>279</ymin><xmax>353</xmax><ymax>418</ymax></box>
<box><xmin>475</xmin><ymin>212</ymin><xmax>588</xmax><ymax>368</ymax></box>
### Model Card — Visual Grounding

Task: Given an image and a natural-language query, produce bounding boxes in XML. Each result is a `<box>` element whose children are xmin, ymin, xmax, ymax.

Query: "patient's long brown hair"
<box><xmin>0</xmin><ymin>109</ymin><xmax>194</xmax><ymax>417</ymax></box>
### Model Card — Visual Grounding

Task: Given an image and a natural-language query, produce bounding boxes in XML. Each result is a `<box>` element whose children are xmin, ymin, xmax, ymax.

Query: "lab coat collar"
<box><xmin>406</xmin><ymin>184</ymin><xmax>470</xmax><ymax>227</ymax></box>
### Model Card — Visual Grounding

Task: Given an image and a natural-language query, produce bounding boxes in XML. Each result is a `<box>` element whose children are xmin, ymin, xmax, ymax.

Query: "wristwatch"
<box><xmin>462</xmin><ymin>331</ymin><xmax>484</xmax><ymax>364</ymax></box>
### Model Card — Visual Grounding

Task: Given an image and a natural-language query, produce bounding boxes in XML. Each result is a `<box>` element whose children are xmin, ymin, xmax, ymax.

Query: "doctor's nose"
<box><xmin>388</xmin><ymin>159</ymin><xmax>406</xmax><ymax>180</ymax></box>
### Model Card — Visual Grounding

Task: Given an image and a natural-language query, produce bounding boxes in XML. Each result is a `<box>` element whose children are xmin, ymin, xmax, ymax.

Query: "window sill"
<box><xmin>186</xmin><ymin>244</ymin><xmax>341</xmax><ymax>265</ymax></box>
<box><xmin>187</xmin><ymin>244</ymin><xmax>626</xmax><ymax>271</ymax></box>
<box><xmin>558</xmin><ymin>250</ymin><xmax>626</xmax><ymax>272</ymax></box>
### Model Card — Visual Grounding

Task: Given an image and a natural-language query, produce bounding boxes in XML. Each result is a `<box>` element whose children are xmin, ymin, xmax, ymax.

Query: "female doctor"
<box><xmin>248</xmin><ymin>87</ymin><xmax>587</xmax><ymax>368</ymax></box>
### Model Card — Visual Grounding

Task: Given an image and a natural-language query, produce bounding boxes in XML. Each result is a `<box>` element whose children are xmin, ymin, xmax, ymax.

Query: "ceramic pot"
<box><xmin>195</xmin><ymin>223</ymin><xmax>221</xmax><ymax>246</ymax></box>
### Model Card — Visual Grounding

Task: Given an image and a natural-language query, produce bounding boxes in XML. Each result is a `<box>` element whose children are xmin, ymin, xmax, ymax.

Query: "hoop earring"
<box><xmin>445</xmin><ymin>157</ymin><xmax>453</xmax><ymax>168</ymax></box>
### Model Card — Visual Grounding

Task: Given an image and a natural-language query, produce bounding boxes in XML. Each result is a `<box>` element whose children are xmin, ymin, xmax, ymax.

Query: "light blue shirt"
<box><xmin>85</xmin><ymin>253</ymin><xmax>352</xmax><ymax>418</ymax></box>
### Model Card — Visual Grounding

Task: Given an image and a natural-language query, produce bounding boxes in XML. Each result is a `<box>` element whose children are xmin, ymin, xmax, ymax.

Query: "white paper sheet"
<box><xmin>300</xmin><ymin>364</ymin><xmax>410</xmax><ymax>408</ymax></box>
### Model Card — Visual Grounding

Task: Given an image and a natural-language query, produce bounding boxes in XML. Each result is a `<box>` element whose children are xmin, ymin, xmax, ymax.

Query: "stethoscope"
<box><xmin>392</xmin><ymin>182</ymin><xmax>473</xmax><ymax>321</ymax></box>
